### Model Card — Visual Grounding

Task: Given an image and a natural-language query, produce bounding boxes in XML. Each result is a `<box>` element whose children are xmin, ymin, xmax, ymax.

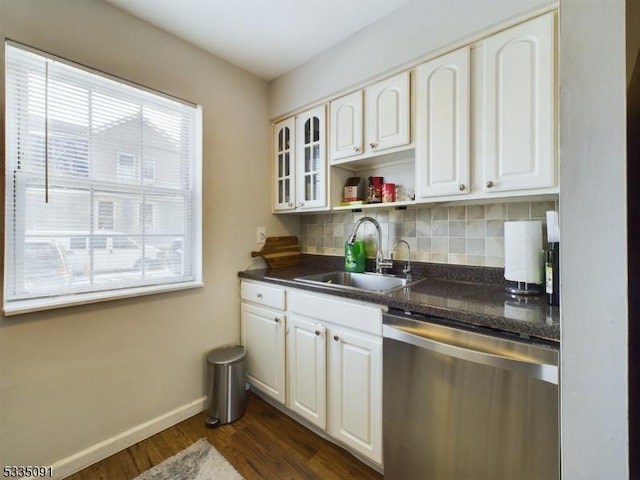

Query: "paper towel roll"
<box><xmin>504</xmin><ymin>221</ymin><xmax>543</xmax><ymax>284</ymax></box>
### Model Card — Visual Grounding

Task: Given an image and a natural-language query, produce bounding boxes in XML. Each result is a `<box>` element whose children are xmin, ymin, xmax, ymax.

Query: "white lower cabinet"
<box><xmin>327</xmin><ymin>324</ymin><xmax>382</xmax><ymax>464</ymax></box>
<box><xmin>241</xmin><ymin>281</ymin><xmax>383</xmax><ymax>465</ymax></box>
<box><xmin>287</xmin><ymin>315</ymin><xmax>327</xmax><ymax>428</ymax></box>
<box><xmin>240</xmin><ymin>281</ymin><xmax>286</xmax><ymax>404</ymax></box>
<box><xmin>288</xmin><ymin>289</ymin><xmax>383</xmax><ymax>465</ymax></box>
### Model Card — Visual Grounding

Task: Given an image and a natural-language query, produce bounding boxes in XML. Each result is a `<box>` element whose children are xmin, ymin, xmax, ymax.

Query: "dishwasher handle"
<box><xmin>383</xmin><ymin>324</ymin><xmax>558</xmax><ymax>385</ymax></box>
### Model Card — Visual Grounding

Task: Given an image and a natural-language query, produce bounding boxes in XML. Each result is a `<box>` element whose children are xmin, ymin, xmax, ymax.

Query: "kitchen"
<box><xmin>0</xmin><ymin>0</ymin><xmax>632</xmax><ymax>479</ymax></box>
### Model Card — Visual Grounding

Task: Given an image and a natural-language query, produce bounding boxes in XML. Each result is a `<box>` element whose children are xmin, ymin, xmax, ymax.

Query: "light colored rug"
<box><xmin>134</xmin><ymin>438</ymin><xmax>243</xmax><ymax>480</ymax></box>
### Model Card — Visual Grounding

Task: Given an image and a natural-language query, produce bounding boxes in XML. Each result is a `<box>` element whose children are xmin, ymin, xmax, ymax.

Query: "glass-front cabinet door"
<box><xmin>273</xmin><ymin>118</ymin><xmax>295</xmax><ymax>211</ymax></box>
<box><xmin>296</xmin><ymin>105</ymin><xmax>326</xmax><ymax>209</ymax></box>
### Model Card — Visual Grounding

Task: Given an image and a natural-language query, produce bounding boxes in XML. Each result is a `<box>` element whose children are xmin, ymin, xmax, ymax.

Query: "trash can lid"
<box><xmin>207</xmin><ymin>346</ymin><xmax>245</xmax><ymax>365</ymax></box>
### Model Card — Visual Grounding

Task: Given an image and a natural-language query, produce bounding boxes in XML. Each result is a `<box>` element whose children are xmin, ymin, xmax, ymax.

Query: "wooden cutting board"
<box><xmin>251</xmin><ymin>236</ymin><xmax>301</xmax><ymax>268</ymax></box>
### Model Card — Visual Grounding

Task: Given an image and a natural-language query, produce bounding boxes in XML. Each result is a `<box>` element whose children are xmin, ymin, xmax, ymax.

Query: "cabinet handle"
<box><xmin>486</xmin><ymin>180</ymin><xmax>494</xmax><ymax>188</ymax></box>
<box><xmin>333</xmin><ymin>335</ymin><xmax>340</xmax><ymax>342</ymax></box>
<box><xmin>315</xmin><ymin>330</ymin><xmax>321</xmax><ymax>336</ymax></box>
<box><xmin>256</xmin><ymin>292</ymin><xmax>263</xmax><ymax>299</ymax></box>
<box><xmin>458</xmin><ymin>184</ymin><xmax>466</xmax><ymax>191</ymax></box>
<box><xmin>369</xmin><ymin>142</ymin><xmax>378</xmax><ymax>149</ymax></box>
<box><xmin>274</xmin><ymin>317</ymin><xmax>280</xmax><ymax>323</ymax></box>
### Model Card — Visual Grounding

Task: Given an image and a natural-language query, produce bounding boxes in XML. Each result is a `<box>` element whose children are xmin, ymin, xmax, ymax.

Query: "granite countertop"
<box><xmin>238</xmin><ymin>255</ymin><xmax>560</xmax><ymax>343</ymax></box>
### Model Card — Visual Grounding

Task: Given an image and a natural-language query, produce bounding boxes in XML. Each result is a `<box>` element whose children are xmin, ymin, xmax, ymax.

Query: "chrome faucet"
<box><xmin>391</xmin><ymin>240</ymin><xmax>412</xmax><ymax>281</ymax></box>
<box><xmin>346</xmin><ymin>216</ymin><xmax>392</xmax><ymax>274</ymax></box>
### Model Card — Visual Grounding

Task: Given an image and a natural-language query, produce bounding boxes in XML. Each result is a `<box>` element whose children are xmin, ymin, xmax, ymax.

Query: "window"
<box><xmin>4</xmin><ymin>41</ymin><xmax>203</xmax><ymax>314</ymax></box>
<box><xmin>117</xmin><ymin>153</ymin><xmax>136</xmax><ymax>180</ymax></box>
<box><xmin>139</xmin><ymin>203</ymin><xmax>153</xmax><ymax>231</ymax></box>
<box><xmin>97</xmin><ymin>201</ymin><xmax>114</xmax><ymax>230</ymax></box>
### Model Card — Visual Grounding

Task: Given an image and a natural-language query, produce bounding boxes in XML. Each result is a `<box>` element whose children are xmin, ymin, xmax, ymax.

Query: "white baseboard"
<box><xmin>41</xmin><ymin>396</ymin><xmax>208</xmax><ymax>480</ymax></box>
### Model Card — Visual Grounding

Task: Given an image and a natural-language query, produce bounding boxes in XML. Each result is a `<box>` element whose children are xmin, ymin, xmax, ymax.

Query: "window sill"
<box><xmin>3</xmin><ymin>280</ymin><xmax>205</xmax><ymax>316</ymax></box>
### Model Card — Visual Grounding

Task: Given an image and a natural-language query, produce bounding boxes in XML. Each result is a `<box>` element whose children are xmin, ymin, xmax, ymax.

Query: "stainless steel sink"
<box><xmin>295</xmin><ymin>271</ymin><xmax>422</xmax><ymax>294</ymax></box>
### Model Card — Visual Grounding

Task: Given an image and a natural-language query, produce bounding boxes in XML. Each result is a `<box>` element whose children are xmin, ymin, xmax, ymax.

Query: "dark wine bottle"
<box><xmin>545</xmin><ymin>243</ymin><xmax>560</xmax><ymax>306</ymax></box>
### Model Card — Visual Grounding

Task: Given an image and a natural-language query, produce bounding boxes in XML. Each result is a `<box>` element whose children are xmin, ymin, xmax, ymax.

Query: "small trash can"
<box><xmin>205</xmin><ymin>346</ymin><xmax>247</xmax><ymax>428</ymax></box>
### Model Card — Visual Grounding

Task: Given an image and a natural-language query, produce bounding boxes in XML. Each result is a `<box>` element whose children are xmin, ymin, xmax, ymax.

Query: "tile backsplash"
<box><xmin>299</xmin><ymin>199</ymin><xmax>558</xmax><ymax>267</ymax></box>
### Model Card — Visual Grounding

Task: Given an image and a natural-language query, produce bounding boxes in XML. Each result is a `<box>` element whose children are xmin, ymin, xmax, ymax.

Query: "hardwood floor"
<box><xmin>66</xmin><ymin>391</ymin><xmax>383</xmax><ymax>479</ymax></box>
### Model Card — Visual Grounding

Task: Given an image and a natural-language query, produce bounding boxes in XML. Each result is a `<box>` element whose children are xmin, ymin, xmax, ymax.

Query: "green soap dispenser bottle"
<box><xmin>345</xmin><ymin>239</ymin><xmax>365</xmax><ymax>272</ymax></box>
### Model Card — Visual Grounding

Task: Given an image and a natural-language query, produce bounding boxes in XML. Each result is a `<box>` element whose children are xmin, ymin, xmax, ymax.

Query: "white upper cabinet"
<box><xmin>482</xmin><ymin>12</ymin><xmax>556</xmax><ymax>193</ymax></box>
<box><xmin>296</xmin><ymin>105</ymin><xmax>327</xmax><ymax>209</ymax></box>
<box><xmin>415</xmin><ymin>47</ymin><xmax>470</xmax><ymax>199</ymax></box>
<box><xmin>273</xmin><ymin>117</ymin><xmax>296</xmax><ymax>211</ymax></box>
<box><xmin>329</xmin><ymin>71</ymin><xmax>411</xmax><ymax>164</ymax></box>
<box><xmin>365</xmin><ymin>71</ymin><xmax>411</xmax><ymax>153</ymax></box>
<box><xmin>330</xmin><ymin>90</ymin><xmax>364</xmax><ymax>161</ymax></box>
<box><xmin>273</xmin><ymin>105</ymin><xmax>328</xmax><ymax>212</ymax></box>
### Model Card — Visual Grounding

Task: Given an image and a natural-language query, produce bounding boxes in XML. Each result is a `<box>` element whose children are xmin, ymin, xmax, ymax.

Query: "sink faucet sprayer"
<box><xmin>391</xmin><ymin>240</ymin><xmax>412</xmax><ymax>281</ymax></box>
<box><xmin>346</xmin><ymin>216</ymin><xmax>392</xmax><ymax>274</ymax></box>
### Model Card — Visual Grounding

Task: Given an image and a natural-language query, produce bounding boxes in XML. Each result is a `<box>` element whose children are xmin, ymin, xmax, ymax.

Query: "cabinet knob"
<box><xmin>486</xmin><ymin>180</ymin><xmax>494</xmax><ymax>188</ymax></box>
<box><xmin>353</xmin><ymin>146</ymin><xmax>361</xmax><ymax>152</ymax></box>
<box><xmin>274</xmin><ymin>317</ymin><xmax>280</xmax><ymax>323</ymax></box>
<box><xmin>315</xmin><ymin>330</ymin><xmax>321</xmax><ymax>336</ymax></box>
<box><xmin>333</xmin><ymin>335</ymin><xmax>340</xmax><ymax>342</ymax></box>
<box><xmin>298</xmin><ymin>201</ymin><xmax>305</xmax><ymax>207</ymax></box>
<box><xmin>288</xmin><ymin>202</ymin><xmax>294</xmax><ymax>207</ymax></box>
<box><xmin>256</xmin><ymin>292</ymin><xmax>263</xmax><ymax>299</ymax></box>
<box><xmin>369</xmin><ymin>142</ymin><xmax>378</xmax><ymax>149</ymax></box>
<box><xmin>458</xmin><ymin>184</ymin><xmax>466</xmax><ymax>191</ymax></box>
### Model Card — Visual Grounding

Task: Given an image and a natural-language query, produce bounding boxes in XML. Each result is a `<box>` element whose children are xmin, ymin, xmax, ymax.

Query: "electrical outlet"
<box><xmin>257</xmin><ymin>226</ymin><xmax>266</xmax><ymax>246</ymax></box>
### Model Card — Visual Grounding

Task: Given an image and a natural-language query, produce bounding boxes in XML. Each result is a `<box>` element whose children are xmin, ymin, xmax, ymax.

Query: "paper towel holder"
<box><xmin>505</xmin><ymin>280</ymin><xmax>544</xmax><ymax>295</ymax></box>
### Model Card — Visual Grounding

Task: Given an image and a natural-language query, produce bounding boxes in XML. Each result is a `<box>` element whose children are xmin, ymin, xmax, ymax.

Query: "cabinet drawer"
<box><xmin>241</xmin><ymin>281</ymin><xmax>285</xmax><ymax>310</ymax></box>
<box><xmin>288</xmin><ymin>289</ymin><xmax>382</xmax><ymax>335</ymax></box>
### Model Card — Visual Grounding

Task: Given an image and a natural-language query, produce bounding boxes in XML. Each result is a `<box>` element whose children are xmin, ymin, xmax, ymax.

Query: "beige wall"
<box><xmin>0</xmin><ymin>0</ymin><xmax>296</xmax><ymax>472</ymax></box>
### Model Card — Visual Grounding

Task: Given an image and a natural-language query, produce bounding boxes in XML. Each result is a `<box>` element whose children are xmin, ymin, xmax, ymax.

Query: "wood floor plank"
<box><xmin>65</xmin><ymin>391</ymin><xmax>382</xmax><ymax>479</ymax></box>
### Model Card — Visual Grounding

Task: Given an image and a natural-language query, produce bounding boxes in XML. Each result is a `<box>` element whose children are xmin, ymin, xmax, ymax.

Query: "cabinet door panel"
<box><xmin>273</xmin><ymin>118</ymin><xmax>296</xmax><ymax>211</ymax></box>
<box><xmin>365</xmin><ymin>72</ymin><xmax>410</xmax><ymax>152</ymax></box>
<box><xmin>416</xmin><ymin>47</ymin><xmax>470</xmax><ymax>198</ymax></box>
<box><xmin>296</xmin><ymin>106</ymin><xmax>327</xmax><ymax>209</ymax></box>
<box><xmin>288</xmin><ymin>316</ymin><xmax>327</xmax><ymax>428</ymax></box>
<box><xmin>242</xmin><ymin>303</ymin><xmax>286</xmax><ymax>404</ymax></box>
<box><xmin>483</xmin><ymin>12</ymin><xmax>555</xmax><ymax>192</ymax></box>
<box><xmin>328</xmin><ymin>327</ymin><xmax>382</xmax><ymax>464</ymax></box>
<box><xmin>330</xmin><ymin>91</ymin><xmax>363</xmax><ymax>161</ymax></box>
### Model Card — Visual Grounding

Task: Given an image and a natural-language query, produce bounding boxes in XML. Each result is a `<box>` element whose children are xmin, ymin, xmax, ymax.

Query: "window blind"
<box><xmin>4</xmin><ymin>42</ymin><xmax>202</xmax><ymax>314</ymax></box>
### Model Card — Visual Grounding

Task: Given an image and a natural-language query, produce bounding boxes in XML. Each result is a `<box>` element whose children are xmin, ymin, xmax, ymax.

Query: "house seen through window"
<box><xmin>3</xmin><ymin>41</ymin><xmax>203</xmax><ymax>314</ymax></box>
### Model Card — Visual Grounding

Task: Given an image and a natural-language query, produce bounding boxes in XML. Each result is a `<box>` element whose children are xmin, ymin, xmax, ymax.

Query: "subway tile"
<box><xmin>417</xmin><ymin>207</ymin><xmax>432</xmax><ymax>223</ymax></box>
<box><xmin>450</xmin><ymin>206</ymin><xmax>466</xmax><ymax>221</ymax></box>
<box><xmin>449</xmin><ymin>237</ymin><xmax>466</xmax><ymax>254</ymax></box>
<box><xmin>448</xmin><ymin>253</ymin><xmax>467</xmax><ymax>265</ymax></box>
<box><xmin>467</xmin><ymin>255</ymin><xmax>486</xmax><ymax>266</ymax></box>
<box><xmin>416</xmin><ymin>218</ymin><xmax>431</xmax><ymax>236</ymax></box>
<box><xmin>466</xmin><ymin>205</ymin><xmax>486</xmax><ymax>220</ymax></box>
<box><xmin>432</xmin><ymin>206</ymin><xmax>449</xmax><ymax>221</ymax></box>
<box><xmin>466</xmin><ymin>238</ymin><xmax>486</xmax><ymax>256</ymax></box>
<box><xmin>449</xmin><ymin>220</ymin><xmax>466</xmax><ymax>237</ymax></box>
<box><xmin>506</xmin><ymin>201</ymin><xmax>530</xmax><ymax>220</ymax></box>
<box><xmin>486</xmin><ymin>219</ymin><xmax>505</xmax><ymax>237</ymax></box>
<box><xmin>432</xmin><ymin>220</ymin><xmax>449</xmax><ymax>237</ymax></box>
<box><xmin>402</xmin><ymin>209</ymin><xmax>417</xmax><ymax>222</ymax></box>
<box><xmin>486</xmin><ymin>203</ymin><xmax>506</xmax><ymax>220</ymax></box>
<box><xmin>402</xmin><ymin>222</ymin><xmax>417</xmax><ymax>237</ymax></box>
<box><xmin>467</xmin><ymin>220</ymin><xmax>486</xmax><ymax>238</ymax></box>
<box><xmin>432</xmin><ymin>237</ymin><xmax>449</xmax><ymax>254</ymax></box>
<box><xmin>431</xmin><ymin>253</ymin><xmax>448</xmax><ymax>263</ymax></box>
<box><xmin>531</xmin><ymin>200</ymin><xmax>558</xmax><ymax>219</ymax></box>
<box><xmin>417</xmin><ymin>237</ymin><xmax>432</xmax><ymax>252</ymax></box>
<box><xmin>486</xmin><ymin>237</ymin><xmax>505</xmax><ymax>257</ymax></box>
<box><xmin>485</xmin><ymin>255</ymin><xmax>505</xmax><ymax>267</ymax></box>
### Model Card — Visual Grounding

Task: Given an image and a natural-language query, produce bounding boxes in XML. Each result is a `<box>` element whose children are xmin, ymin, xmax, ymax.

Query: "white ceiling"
<box><xmin>104</xmin><ymin>0</ymin><xmax>410</xmax><ymax>81</ymax></box>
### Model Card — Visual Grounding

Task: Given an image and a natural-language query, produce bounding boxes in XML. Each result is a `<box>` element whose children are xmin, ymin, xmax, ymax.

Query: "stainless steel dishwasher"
<box><xmin>383</xmin><ymin>309</ymin><xmax>559</xmax><ymax>480</ymax></box>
